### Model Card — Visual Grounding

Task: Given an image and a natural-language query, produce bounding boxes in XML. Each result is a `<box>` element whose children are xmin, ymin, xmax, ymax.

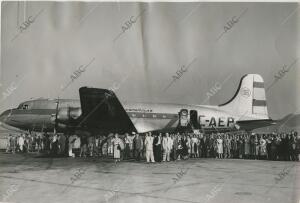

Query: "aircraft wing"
<box><xmin>77</xmin><ymin>87</ymin><xmax>136</xmax><ymax>134</ymax></box>
<box><xmin>235</xmin><ymin>119</ymin><xmax>277</xmax><ymax>131</ymax></box>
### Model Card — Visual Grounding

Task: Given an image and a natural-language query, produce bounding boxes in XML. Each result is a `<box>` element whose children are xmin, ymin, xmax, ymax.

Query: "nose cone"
<box><xmin>0</xmin><ymin>109</ymin><xmax>12</xmax><ymax>123</ymax></box>
<box><xmin>0</xmin><ymin>109</ymin><xmax>22</xmax><ymax>131</ymax></box>
<box><xmin>0</xmin><ymin>119</ymin><xmax>15</xmax><ymax>131</ymax></box>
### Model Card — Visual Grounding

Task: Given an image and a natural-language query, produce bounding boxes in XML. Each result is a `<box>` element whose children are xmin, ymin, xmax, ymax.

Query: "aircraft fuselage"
<box><xmin>0</xmin><ymin>98</ymin><xmax>240</xmax><ymax>133</ymax></box>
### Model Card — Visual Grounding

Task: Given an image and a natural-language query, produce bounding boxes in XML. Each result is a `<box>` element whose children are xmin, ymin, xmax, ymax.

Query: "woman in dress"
<box><xmin>216</xmin><ymin>135</ymin><xmax>223</xmax><ymax>159</ymax></box>
<box><xmin>112</xmin><ymin>133</ymin><xmax>123</xmax><ymax>162</ymax></box>
<box><xmin>259</xmin><ymin>135</ymin><xmax>267</xmax><ymax>160</ymax></box>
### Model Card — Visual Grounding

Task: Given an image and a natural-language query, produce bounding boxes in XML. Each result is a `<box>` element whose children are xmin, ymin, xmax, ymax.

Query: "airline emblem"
<box><xmin>240</xmin><ymin>87</ymin><xmax>251</xmax><ymax>98</ymax></box>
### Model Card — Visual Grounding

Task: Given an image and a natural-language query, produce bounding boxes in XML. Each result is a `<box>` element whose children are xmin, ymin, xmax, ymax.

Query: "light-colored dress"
<box><xmin>259</xmin><ymin>139</ymin><xmax>267</xmax><ymax>156</ymax></box>
<box><xmin>217</xmin><ymin>138</ymin><xmax>223</xmax><ymax>154</ymax></box>
<box><xmin>191</xmin><ymin>137</ymin><xmax>198</xmax><ymax>154</ymax></box>
<box><xmin>112</xmin><ymin>138</ymin><xmax>122</xmax><ymax>159</ymax></box>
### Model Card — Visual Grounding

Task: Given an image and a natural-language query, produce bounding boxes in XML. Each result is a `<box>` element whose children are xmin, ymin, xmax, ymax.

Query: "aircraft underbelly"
<box><xmin>130</xmin><ymin>117</ymin><xmax>178</xmax><ymax>133</ymax></box>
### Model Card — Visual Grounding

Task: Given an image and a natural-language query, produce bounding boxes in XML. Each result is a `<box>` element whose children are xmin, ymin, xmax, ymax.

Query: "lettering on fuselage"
<box><xmin>199</xmin><ymin>115</ymin><xmax>235</xmax><ymax>128</ymax></box>
<box><xmin>125</xmin><ymin>108</ymin><xmax>153</xmax><ymax>113</ymax></box>
<box><xmin>124</xmin><ymin>108</ymin><xmax>235</xmax><ymax>129</ymax></box>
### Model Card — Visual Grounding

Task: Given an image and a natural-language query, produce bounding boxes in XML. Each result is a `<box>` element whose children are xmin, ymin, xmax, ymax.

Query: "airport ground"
<box><xmin>0</xmin><ymin>152</ymin><xmax>299</xmax><ymax>203</ymax></box>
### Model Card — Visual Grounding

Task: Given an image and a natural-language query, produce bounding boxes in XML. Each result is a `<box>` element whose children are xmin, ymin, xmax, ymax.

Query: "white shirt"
<box><xmin>145</xmin><ymin>136</ymin><xmax>154</xmax><ymax>151</ymax></box>
<box><xmin>18</xmin><ymin>136</ymin><xmax>24</xmax><ymax>145</ymax></box>
<box><xmin>162</xmin><ymin>137</ymin><xmax>173</xmax><ymax>151</ymax></box>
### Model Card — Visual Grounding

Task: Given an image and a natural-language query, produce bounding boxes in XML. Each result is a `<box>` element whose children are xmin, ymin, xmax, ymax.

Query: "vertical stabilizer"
<box><xmin>218</xmin><ymin>74</ymin><xmax>269</xmax><ymax>120</ymax></box>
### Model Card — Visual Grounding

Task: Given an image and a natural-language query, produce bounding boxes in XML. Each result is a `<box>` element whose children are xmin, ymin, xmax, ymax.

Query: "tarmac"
<box><xmin>0</xmin><ymin>153</ymin><xmax>299</xmax><ymax>203</ymax></box>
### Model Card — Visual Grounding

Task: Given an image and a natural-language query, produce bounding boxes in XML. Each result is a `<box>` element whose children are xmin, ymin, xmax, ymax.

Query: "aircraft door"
<box><xmin>190</xmin><ymin>110</ymin><xmax>201</xmax><ymax>129</ymax></box>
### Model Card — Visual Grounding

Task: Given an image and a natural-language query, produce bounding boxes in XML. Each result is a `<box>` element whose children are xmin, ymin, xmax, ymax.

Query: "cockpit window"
<box><xmin>17</xmin><ymin>104</ymin><xmax>29</xmax><ymax>110</ymax></box>
<box><xmin>22</xmin><ymin>105</ymin><xmax>29</xmax><ymax>110</ymax></box>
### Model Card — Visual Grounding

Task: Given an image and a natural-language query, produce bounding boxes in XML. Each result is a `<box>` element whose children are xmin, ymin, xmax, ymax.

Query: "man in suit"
<box><xmin>153</xmin><ymin>133</ymin><xmax>162</xmax><ymax>162</ymax></box>
<box><xmin>172</xmin><ymin>133</ymin><xmax>179</xmax><ymax>160</ymax></box>
<box><xmin>124</xmin><ymin>133</ymin><xmax>131</xmax><ymax>160</ymax></box>
<box><xmin>133</xmin><ymin>133</ymin><xmax>143</xmax><ymax>161</ymax></box>
<box><xmin>201</xmin><ymin>134</ymin><xmax>208</xmax><ymax>158</ymax></box>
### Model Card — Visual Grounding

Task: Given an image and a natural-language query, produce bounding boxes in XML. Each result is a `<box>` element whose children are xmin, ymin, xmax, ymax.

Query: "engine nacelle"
<box><xmin>57</xmin><ymin>107</ymin><xmax>82</xmax><ymax>122</ymax></box>
<box><xmin>69</xmin><ymin>107</ymin><xmax>82</xmax><ymax>119</ymax></box>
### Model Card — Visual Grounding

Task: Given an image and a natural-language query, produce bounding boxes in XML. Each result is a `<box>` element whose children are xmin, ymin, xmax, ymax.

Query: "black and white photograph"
<box><xmin>0</xmin><ymin>1</ymin><xmax>299</xmax><ymax>203</ymax></box>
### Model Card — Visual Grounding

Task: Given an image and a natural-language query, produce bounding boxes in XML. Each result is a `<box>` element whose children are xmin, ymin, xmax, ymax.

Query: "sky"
<box><xmin>1</xmin><ymin>2</ymin><xmax>299</xmax><ymax>120</ymax></box>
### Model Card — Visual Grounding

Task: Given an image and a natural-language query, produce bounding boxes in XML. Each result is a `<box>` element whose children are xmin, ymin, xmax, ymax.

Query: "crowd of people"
<box><xmin>5</xmin><ymin>133</ymin><xmax>66</xmax><ymax>155</ymax></box>
<box><xmin>4</xmin><ymin>130</ymin><xmax>300</xmax><ymax>162</ymax></box>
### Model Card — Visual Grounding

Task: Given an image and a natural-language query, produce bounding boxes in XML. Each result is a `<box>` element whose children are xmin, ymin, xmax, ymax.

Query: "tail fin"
<box><xmin>218</xmin><ymin>74</ymin><xmax>269</xmax><ymax>120</ymax></box>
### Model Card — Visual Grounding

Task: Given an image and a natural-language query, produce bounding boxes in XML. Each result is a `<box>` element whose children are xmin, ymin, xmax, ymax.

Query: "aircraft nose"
<box><xmin>0</xmin><ymin>109</ymin><xmax>12</xmax><ymax>123</ymax></box>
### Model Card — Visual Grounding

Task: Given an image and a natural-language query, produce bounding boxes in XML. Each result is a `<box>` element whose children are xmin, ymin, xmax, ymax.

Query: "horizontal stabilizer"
<box><xmin>236</xmin><ymin>119</ymin><xmax>277</xmax><ymax>131</ymax></box>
